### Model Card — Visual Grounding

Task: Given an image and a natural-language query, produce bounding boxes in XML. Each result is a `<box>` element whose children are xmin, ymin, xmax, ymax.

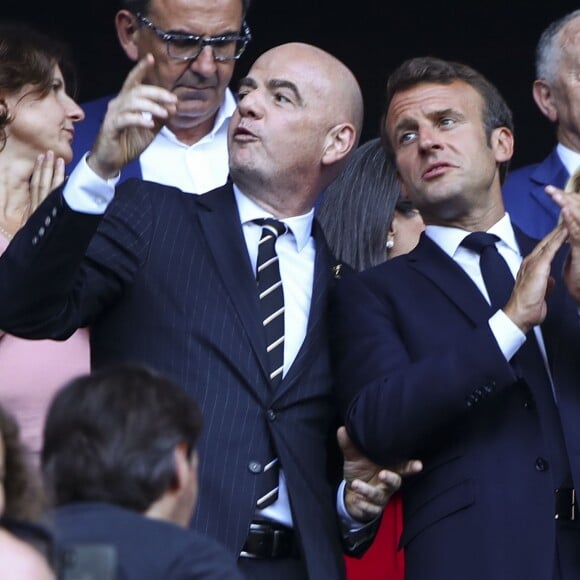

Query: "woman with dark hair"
<box><xmin>317</xmin><ymin>138</ymin><xmax>424</xmax><ymax>270</ymax></box>
<box><xmin>0</xmin><ymin>23</ymin><xmax>89</xmax><ymax>461</ymax></box>
<box><xmin>318</xmin><ymin>138</ymin><xmax>424</xmax><ymax>580</ymax></box>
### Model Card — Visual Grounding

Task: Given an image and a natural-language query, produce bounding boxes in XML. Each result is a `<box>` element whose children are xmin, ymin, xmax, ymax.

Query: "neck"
<box><xmin>0</xmin><ymin>155</ymin><xmax>35</xmax><ymax>235</ymax></box>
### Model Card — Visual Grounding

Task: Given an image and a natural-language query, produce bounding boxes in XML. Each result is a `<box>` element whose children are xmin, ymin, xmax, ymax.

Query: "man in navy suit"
<box><xmin>73</xmin><ymin>0</ymin><xmax>251</xmax><ymax>191</ymax></box>
<box><xmin>503</xmin><ymin>9</ymin><xmax>580</xmax><ymax>239</ymax></box>
<box><xmin>0</xmin><ymin>44</ymin><xmax>409</xmax><ymax>579</ymax></box>
<box><xmin>43</xmin><ymin>365</ymin><xmax>242</xmax><ymax>580</ymax></box>
<box><xmin>331</xmin><ymin>56</ymin><xmax>580</xmax><ymax>580</ymax></box>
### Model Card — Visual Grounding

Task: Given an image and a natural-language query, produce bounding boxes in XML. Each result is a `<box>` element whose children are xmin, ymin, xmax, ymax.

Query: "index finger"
<box><xmin>120</xmin><ymin>54</ymin><xmax>155</xmax><ymax>93</ymax></box>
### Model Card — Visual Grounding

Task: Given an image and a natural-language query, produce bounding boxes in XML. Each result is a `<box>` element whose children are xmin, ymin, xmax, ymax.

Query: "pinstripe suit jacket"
<box><xmin>0</xmin><ymin>179</ymin><xmax>346</xmax><ymax>579</ymax></box>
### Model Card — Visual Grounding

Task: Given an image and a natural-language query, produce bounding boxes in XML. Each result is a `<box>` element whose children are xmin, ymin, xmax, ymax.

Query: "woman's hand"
<box><xmin>29</xmin><ymin>150</ymin><xmax>65</xmax><ymax>214</ymax></box>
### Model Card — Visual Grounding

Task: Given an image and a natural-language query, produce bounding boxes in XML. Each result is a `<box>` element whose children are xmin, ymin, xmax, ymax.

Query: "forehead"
<box><xmin>386</xmin><ymin>80</ymin><xmax>483</xmax><ymax>128</ymax></box>
<box><xmin>248</xmin><ymin>49</ymin><xmax>330</xmax><ymax>98</ymax></box>
<box><xmin>149</xmin><ymin>0</ymin><xmax>243</xmax><ymax>31</ymax></box>
<box><xmin>560</xmin><ymin>20</ymin><xmax>580</xmax><ymax>59</ymax></box>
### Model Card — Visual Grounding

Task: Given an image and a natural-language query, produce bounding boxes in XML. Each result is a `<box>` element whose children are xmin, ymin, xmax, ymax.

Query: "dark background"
<box><xmin>4</xmin><ymin>0</ymin><xmax>578</xmax><ymax>168</ymax></box>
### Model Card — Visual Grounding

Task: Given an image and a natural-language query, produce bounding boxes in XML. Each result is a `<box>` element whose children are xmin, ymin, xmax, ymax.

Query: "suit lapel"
<box><xmin>407</xmin><ymin>234</ymin><xmax>492</xmax><ymax>324</ymax></box>
<box><xmin>529</xmin><ymin>149</ymin><xmax>569</xmax><ymax>224</ymax></box>
<box><xmin>195</xmin><ymin>184</ymin><xmax>271</xmax><ymax>383</ymax></box>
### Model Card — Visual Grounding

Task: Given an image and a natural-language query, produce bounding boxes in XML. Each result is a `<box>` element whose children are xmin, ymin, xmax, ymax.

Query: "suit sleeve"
<box><xmin>0</xmin><ymin>179</ymin><xmax>153</xmax><ymax>339</ymax></box>
<box><xmin>329</xmin><ymin>268</ymin><xmax>517</xmax><ymax>466</ymax></box>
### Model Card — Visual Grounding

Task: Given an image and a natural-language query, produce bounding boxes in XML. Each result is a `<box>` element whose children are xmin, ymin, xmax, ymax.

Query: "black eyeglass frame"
<box><xmin>134</xmin><ymin>12</ymin><xmax>252</xmax><ymax>62</ymax></box>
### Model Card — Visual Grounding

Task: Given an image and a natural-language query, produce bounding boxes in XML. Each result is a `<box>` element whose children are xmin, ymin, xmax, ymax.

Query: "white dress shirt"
<box><xmin>556</xmin><ymin>143</ymin><xmax>580</xmax><ymax>178</ymax></box>
<box><xmin>139</xmin><ymin>89</ymin><xmax>236</xmax><ymax>194</ymax></box>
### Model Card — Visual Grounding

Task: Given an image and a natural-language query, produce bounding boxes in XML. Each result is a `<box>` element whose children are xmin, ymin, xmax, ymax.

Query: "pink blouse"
<box><xmin>0</xmin><ymin>234</ymin><xmax>90</xmax><ymax>458</ymax></box>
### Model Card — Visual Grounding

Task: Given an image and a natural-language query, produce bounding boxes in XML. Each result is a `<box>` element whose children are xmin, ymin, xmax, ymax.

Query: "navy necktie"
<box><xmin>461</xmin><ymin>232</ymin><xmax>513</xmax><ymax>311</ymax></box>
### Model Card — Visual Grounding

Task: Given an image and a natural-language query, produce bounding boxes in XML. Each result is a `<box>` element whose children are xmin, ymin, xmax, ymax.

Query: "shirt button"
<box><xmin>535</xmin><ymin>457</ymin><xmax>549</xmax><ymax>472</ymax></box>
<box><xmin>266</xmin><ymin>409</ymin><xmax>277</xmax><ymax>421</ymax></box>
<box><xmin>248</xmin><ymin>461</ymin><xmax>262</xmax><ymax>474</ymax></box>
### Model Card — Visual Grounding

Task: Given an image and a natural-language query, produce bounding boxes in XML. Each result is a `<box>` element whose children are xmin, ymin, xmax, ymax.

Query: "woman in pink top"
<box><xmin>0</xmin><ymin>24</ymin><xmax>89</xmax><ymax>461</ymax></box>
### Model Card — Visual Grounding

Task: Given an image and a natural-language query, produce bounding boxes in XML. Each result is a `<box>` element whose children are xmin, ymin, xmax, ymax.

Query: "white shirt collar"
<box><xmin>556</xmin><ymin>143</ymin><xmax>580</xmax><ymax>177</ymax></box>
<box><xmin>425</xmin><ymin>213</ymin><xmax>520</xmax><ymax>259</ymax></box>
<box><xmin>157</xmin><ymin>88</ymin><xmax>237</xmax><ymax>147</ymax></box>
<box><xmin>232</xmin><ymin>183</ymin><xmax>314</xmax><ymax>252</ymax></box>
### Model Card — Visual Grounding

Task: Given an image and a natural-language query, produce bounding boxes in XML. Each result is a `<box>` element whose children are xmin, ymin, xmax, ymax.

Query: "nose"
<box><xmin>188</xmin><ymin>45</ymin><xmax>218</xmax><ymax>77</ymax></box>
<box><xmin>417</xmin><ymin>126</ymin><xmax>441</xmax><ymax>153</ymax></box>
<box><xmin>65</xmin><ymin>94</ymin><xmax>85</xmax><ymax>122</ymax></box>
<box><xmin>236</xmin><ymin>90</ymin><xmax>263</xmax><ymax>119</ymax></box>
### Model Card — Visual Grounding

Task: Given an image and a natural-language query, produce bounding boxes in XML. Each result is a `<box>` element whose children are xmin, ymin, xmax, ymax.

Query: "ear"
<box><xmin>115</xmin><ymin>10</ymin><xmax>141</xmax><ymax>62</ymax></box>
<box><xmin>321</xmin><ymin>123</ymin><xmax>357</xmax><ymax>167</ymax></box>
<box><xmin>490</xmin><ymin>126</ymin><xmax>514</xmax><ymax>164</ymax></box>
<box><xmin>532</xmin><ymin>79</ymin><xmax>558</xmax><ymax>123</ymax></box>
<box><xmin>170</xmin><ymin>442</ymin><xmax>192</xmax><ymax>493</ymax></box>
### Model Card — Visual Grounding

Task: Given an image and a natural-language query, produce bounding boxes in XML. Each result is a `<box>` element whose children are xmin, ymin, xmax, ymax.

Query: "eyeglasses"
<box><xmin>135</xmin><ymin>13</ymin><xmax>251</xmax><ymax>62</ymax></box>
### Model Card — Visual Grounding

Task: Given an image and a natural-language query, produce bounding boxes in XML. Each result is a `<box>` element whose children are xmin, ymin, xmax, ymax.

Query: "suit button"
<box><xmin>523</xmin><ymin>400</ymin><xmax>535</xmax><ymax>410</ymax></box>
<box><xmin>266</xmin><ymin>409</ymin><xmax>277</xmax><ymax>421</ymax></box>
<box><xmin>248</xmin><ymin>461</ymin><xmax>262</xmax><ymax>474</ymax></box>
<box><xmin>38</xmin><ymin>227</ymin><xmax>45</xmax><ymax>237</ymax></box>
<box><xmin>535</xmin><ymin>457</ymin><xmax>549</xmax><ymax>472</ymax></box>
<box><xmin>32</xmin><ymin>236</ymin><xmax>39</xmax><ymax>246</ymax></box>
<box><xmin>51</xmin><ymin>207</ymin><xmax>58</xmax><ymax>217</ymax></box>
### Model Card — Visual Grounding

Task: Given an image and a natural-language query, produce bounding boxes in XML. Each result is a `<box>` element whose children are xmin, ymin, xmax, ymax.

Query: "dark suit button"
<box><xmin>248</xmin><ymin>461</ymin><xmax>262</xmax><ymax>474</ymax></box>
<box><xmin>535</xmin><ymin>457</ymin><xmax>549</xmax><ymax>472</ymax></box>
<box><xmin>266</xmin><ymin>409</ymin><xmax>277</xmax><ymax>421</ymax></box>
<box><xmin>523</xmin><ymin>399</ymin><xmax>535</xmax><ymax>410</ymax></box>
<box><xmin>38</xmin><ymin>227</ymin><xmax>45</xmax><ymax>237</ymax></box>
<box><xmin>44</xmin><ymin>216</ymin><xmax>51</xmax><ymax>226</ymax></box>
<box><xmin>32</xmin><ymin>236</ymin><xmax>38</xmax><ymax>246</ymax></box>
<box><xmin>52</xmin><ymin>207</ymin><xmax>58</xmax><ymax>217</ymax></box>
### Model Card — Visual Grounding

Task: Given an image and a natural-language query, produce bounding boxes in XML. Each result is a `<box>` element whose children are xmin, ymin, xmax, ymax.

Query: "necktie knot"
<box><xmin>253</xmin><ymin>218</ymin><xmax>288</xmax><ymax>239</ymax></box>
<box><xmin>461</xmin><ymin>232</ymin><xmax>500</xmax><ymax>254</ymax></box>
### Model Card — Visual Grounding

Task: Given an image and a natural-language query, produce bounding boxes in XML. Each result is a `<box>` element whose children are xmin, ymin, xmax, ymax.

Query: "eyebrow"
<box><xmin>237</xmin><ymin>77</ymin><xmax>304</xmax><ymax>106</ymax></box>
<box><xmin>267</xmin><ymin>79</ymin><xmax>304</xmax><ymax>106</ymax></box>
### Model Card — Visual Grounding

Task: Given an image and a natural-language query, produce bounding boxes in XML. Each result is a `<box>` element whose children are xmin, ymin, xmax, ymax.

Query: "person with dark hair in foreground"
<box><xmin>332</xmin><ymin>55</ymin><xmax>580</xmax><ymax>579</ymax></box>
<box><xmin>42</xmin><ymin>365</ymin><xmax>242</xmax><ymax>580</ymax></box>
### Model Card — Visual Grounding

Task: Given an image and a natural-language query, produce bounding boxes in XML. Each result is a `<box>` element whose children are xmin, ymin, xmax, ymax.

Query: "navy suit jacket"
<box><xmin>503</xmin><ymin>147</ymin><xmax>569</xmax><ymax>239</ymax></box>
<box><xmin>331</xmin><ymin>229</ymin><xmax>580</xmax><ymax>579</ymax></box>
<box><xmin>51</xmin><ymin>503</ymin><xmax>242</xmax><ymax>580</ymax></box>
<box><xmin>71</xmin><ymin>95</ymin><xmax>142</xmax><ymax>181</ymax></box>
<box><xmin>0</xmin><ymin>181</ymin><xmax>347</xmax><ymax>579</ymax></box>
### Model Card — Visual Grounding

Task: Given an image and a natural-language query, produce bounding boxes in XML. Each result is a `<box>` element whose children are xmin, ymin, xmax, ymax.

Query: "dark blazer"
<box><xmin>502</xmin><ymin>147</ymin><xmax>569</xmax><ymax>239</ymax></box>
<box><xmin>331</xmin><ymin>229</ymin><xmax>580</xmax><ymax>580</ymax></box>
<box><xmin>0</xmin><ymin>181</ymin><xmax>346</xmax><ymax>579</ymax></box>
<box><xmin>51</xmin><ymin>502</ymin><xmax>242</xmax><ymax>580</ymax></box>
<box><xmin>71</xmin><ymin>95</ymin><xmax>142</xmax><ymax>181</ymax></box>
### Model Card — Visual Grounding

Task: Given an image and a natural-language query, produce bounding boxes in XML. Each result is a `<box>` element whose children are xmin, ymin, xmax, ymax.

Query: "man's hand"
<box><xmin>546</xmin><ymin>184</ymin><xmax>580</xmax><ymax>303</ymax></box>
<box><xmin>503</xmin><ymin>220</ymin><xmax>568</xmax><ymax>333</ymax></box>
<box><xmin>88</xmin><ymin>54</ymin><xmax>178</xmax><ymax>179</ymax></box>
<box><xmin>338</xmin><ymin>426</ymin><xmax>422</xmax><ymax>522</ymax></box>
<box><xmin>29</xmin><ymin>150</ymin><xmax>65</xmax><ymax>214</ymax></box>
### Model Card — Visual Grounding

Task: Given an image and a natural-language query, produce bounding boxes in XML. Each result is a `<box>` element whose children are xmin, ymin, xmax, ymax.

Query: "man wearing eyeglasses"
<box><xmin>72</xmin><ymin>0</ymin><xmax>251</xmax><ymax>193</ymax></box>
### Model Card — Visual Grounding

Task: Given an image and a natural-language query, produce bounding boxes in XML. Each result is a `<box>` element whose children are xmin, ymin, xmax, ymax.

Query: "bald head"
<box><xmin>254</xmin><ymin>43</ymin><xmax>364</xmax><ymax>136</ymax></box>
<box><xmin>228</xmin><ymin>42</ymin><xmax>364</xmax><ymax>215</ymax></box>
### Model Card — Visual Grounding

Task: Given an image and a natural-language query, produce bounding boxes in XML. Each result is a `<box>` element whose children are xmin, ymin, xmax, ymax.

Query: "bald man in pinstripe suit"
<box><xmin>0</xmin><ymin>44</ymin><xmax>410</xmax><ymax>579</ymax></box>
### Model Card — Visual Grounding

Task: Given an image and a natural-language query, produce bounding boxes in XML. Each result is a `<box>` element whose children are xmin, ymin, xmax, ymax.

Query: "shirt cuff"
<box><xmin>63</xmin><ymin>153</ymin><xmax>119</xmax><ymax>214</ymax></box>
<box><xmin>490</xmin><ymin>309</ymin><xmax>526</xmax><ymax>361</ymax></box>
